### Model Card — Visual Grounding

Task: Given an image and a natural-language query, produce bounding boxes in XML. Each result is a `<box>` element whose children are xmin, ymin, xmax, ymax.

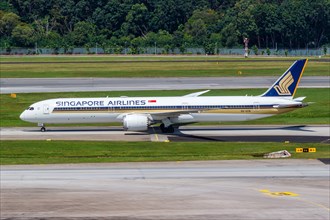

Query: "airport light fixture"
<box><xmin>243</xmin><ymin>37</ymin><xmax>249</xmax><ymax>58</ymax></box>
<box><xmin>154</xmin><ymin>42</ymin><xmax>157</xmax><ymax>55</ymax></box>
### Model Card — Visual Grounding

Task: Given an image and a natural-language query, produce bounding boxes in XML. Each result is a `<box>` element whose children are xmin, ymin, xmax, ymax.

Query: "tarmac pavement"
<box><xmin>1</xmin><ymin>160</ymin><xmax>329</xmax><ymax>219</ymax></box>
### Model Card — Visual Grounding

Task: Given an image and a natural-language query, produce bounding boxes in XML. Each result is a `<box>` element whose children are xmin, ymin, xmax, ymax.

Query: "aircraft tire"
<box><xmin>160</xmin><ymin>124</ymin><xmax>174</xmax><ymax>133</ymax></box>
<box><xmin>167</xmin><ymin>125</ymin><xmax>175</xmax><ymax>133</ymax></box>
<box><xmin>160</xmin><ymin>123</ymin><xmax>165</xmax><ymax>132</ymax></box>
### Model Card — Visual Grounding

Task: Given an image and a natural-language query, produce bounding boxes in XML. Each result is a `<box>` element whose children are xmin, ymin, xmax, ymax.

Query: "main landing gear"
<box><xmin>160</xmin><ymin>123</ymin><xmax>175</xmax><ymax>133</ymax></box>
<box><xmin>160</xmin><ymin>118</ymin><xmax>175</xmax><ymax>133</ymax></box>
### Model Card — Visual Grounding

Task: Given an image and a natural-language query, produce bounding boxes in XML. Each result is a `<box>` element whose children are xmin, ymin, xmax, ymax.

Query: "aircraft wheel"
<box><xmin>160</xmin><ymin>124</ymin><xmax>174</xmax><ymax>133</ymax></box>
<box><xmin>40</xmin><ymin>127</ymin><xmax>46</xmax><ymax>132</ymax></box>
<box><xmin>160</xmin><ymin>123</ymin><xmax>165</xmax><ymax>132</ymax></box>
<box><xmin>167</xmin><ymin>125</ymin><xmax>175</xmax><ymax>133</ymax></box>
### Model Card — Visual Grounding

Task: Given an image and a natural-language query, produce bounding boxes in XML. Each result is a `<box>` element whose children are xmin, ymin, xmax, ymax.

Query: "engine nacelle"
<box><xmin>123</xmin><ymin>114</ymin><xmax>149</xmax><ymax>131</ymax></box>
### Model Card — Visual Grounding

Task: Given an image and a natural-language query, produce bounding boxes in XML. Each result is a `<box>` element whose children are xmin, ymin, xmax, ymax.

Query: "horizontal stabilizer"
<box><xmin>183</xmin><ymin>90</ymin><xmax>210</xmax><ymax>97</ymax></box>
<box><xmin>293</xmin><ymin>97</ymin><xmax>306</xmax><ymax>102</ymax></box>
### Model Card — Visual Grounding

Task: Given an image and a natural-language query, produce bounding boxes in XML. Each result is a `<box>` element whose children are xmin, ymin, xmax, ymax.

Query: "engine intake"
<box><xmin>123</xmin><ymin>114</ymin><xmax>149</xmax><ymax>131</ymax></box>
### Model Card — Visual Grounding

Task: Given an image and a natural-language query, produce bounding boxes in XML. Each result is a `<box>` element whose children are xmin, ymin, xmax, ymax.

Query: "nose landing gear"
<box><xmin>38</xmin><ymin>123</ymin><xmax>46</xmax><ymax>132</ymax></box>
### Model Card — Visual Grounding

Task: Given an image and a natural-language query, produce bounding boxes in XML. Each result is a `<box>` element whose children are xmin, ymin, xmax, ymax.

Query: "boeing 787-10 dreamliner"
<box><xmin>20</xmin><ymin>59</ymin><xmax>308</xmax><ymax>133</ymax></box>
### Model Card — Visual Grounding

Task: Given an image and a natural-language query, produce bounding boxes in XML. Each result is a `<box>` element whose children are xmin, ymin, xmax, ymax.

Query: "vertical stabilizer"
<box><xmin>261</xmin><ymin>59</ymin><xmax>308</xmax><ymax>98</ymax></box>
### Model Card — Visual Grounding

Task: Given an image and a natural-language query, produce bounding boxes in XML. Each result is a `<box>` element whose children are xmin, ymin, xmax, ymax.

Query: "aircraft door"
<box><xmin>182</xmin><ymin>102</ymin><xmax>189</xmax><ymax>110</ymax></box>
<box><xmin>253</xmin><ymin>102</ymin><xmax>260</xmax><ymax>111</ymax></box>
<box><xmin>43</xmin><ymin>104</ymin><xmax>50</xmax><ymax>114</ymax></box>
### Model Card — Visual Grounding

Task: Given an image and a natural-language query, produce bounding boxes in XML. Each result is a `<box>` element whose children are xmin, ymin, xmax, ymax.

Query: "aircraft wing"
<box><xmin>149</xmin><ymin>109</ymin><xmax>201</xmax><ymax>119</ymax></box>
<box><xmin>183</xmin><ymin>90</ymin><xmax>210</xmax><ymax>97</ymax></box>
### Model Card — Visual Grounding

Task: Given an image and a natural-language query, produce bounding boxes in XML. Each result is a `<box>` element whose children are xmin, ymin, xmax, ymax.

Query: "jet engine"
<box><xmin>123</xmin><ymin>114</ymin><xmax>149</xmax><ymax>131</ymax></box>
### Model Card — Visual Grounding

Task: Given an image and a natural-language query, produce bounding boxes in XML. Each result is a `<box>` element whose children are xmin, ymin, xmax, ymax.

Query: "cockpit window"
<box><xmin>26</xmin><ymin>107</ymin><xmax>34</xmax><ymax>110</ymax></box>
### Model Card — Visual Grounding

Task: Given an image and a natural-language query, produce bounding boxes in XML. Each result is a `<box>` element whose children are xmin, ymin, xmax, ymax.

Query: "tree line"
<box><xmin>1</xmin><ymin>0</ymin><xmax>329</xmax><ymax>54</ymax></box>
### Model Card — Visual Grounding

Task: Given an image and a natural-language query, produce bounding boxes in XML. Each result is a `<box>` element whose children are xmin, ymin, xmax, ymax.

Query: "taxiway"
<box><xmin>1</xmin><ymin>76</ymin><xmax>329</xmax><ymax>93</ymax></box>
<box><xmin>1</xmin><ymin>160</ymin><xmax>329</xmax><ymax>219</ymax></box>
<box><xmin>1</xmin><ymin>125</ymin><xmax>329</xmax><ymax>143</ymax></box>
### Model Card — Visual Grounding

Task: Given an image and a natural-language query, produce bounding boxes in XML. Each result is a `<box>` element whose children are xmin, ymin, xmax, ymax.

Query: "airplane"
<box><xmin>20</xmin><ymin>59</ymin><xmax>308</xmax><ymax>133</ymax></box>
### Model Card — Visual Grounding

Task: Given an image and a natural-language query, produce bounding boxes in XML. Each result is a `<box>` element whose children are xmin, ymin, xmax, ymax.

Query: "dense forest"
<box><xmin>0</xmin><ymin>0</ymin><xmax>329</xmax><ymax>53</ymax></box>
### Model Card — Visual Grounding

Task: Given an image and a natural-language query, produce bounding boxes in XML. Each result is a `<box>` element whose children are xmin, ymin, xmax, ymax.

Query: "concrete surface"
<box><xmin>1</xmin><ymin>125</ymin><xmax>329</xmax><ymax>143</ymax></box>
<box><xmin>1</xmin><ymin>76</ymin><xmax>329</xmax><ymax>93</ymax></box>
<box><xmin>1</xmin><ymin>160</ymin><xmax>329</xmax><ymax>219</ymax></box>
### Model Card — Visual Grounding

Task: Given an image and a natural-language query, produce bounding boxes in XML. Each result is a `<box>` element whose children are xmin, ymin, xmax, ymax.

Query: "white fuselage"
<box><xmin>20</xmin><ymin>96</ymin><xmax>303</xmax><ymax>125</ymax></box>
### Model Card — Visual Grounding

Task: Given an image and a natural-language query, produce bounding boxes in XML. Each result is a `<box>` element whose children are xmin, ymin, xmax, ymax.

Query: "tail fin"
<box><xmin>261</xmin><ymin>59</ymin><xmax>308</xmax><ymax>98</ymax></box>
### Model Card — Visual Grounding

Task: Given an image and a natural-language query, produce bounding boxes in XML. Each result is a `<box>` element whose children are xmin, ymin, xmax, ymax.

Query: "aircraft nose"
<box><xmin>20</xmin><ymin>111</ymin><xmax>27</xmax><ymax>121</ymax></box>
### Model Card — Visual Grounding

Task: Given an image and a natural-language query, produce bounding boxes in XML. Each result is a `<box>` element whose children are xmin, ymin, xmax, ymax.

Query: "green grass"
<box><xmin>1</xmin><ymin>88</ymin><xmax>329</xmax><ymax>127</ymax></box>
<box><xmin>0</xmin><ymin>55</ymin><xmax>307</xmax><ymax>62</ymax></box>
<box><xmin>0</xmin><ymin>140</ymin><xmax>328</xmax><ymax>165</ymax></box>
<box><xmin>0</xmin><ymin>56</ymin><xmax>328</xmax><ymax>77</ymax></box>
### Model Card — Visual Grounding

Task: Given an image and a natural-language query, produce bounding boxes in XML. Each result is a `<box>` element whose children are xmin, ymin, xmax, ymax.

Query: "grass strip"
<box><xmin>1</xmin><ymin>57</ymin><xmax>329</xmax><ymax>77</ymax></box>
<box><xmin>0</xmin><ymin>56</ymin><xmax>309</xmax><ymax>62</ymax></box>
<box><xmin>1</xmin><ymin>56</ymin><xmax>328</xmax><ymax>62</ymax></box>
<box><xmin>0</xmin><ymin>140</ymin><xmax>328</xmax><ymax>165</ymax></box>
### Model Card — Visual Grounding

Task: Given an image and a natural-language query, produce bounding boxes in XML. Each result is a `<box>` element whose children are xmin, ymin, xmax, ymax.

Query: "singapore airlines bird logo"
<box><xmin>274</xmin><ymin>72</ymin><xmax>294</xmax><ymax>95</ymax></box>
